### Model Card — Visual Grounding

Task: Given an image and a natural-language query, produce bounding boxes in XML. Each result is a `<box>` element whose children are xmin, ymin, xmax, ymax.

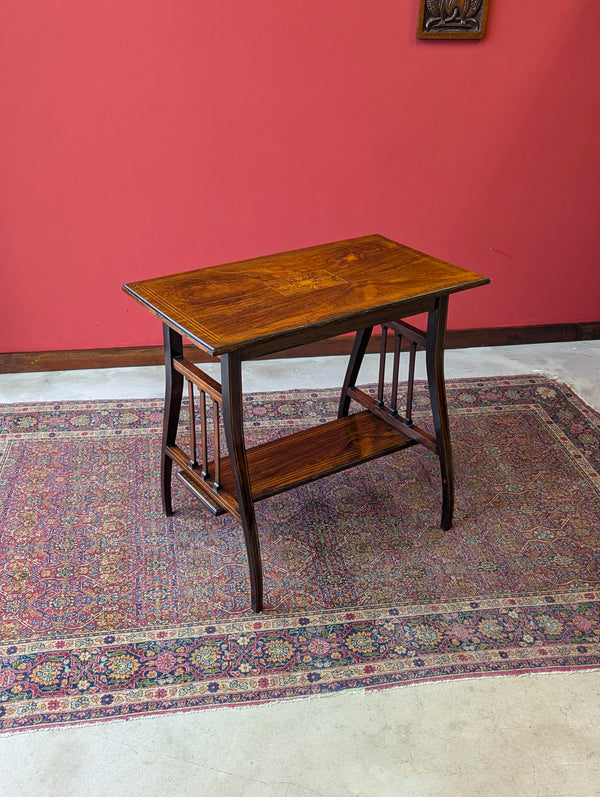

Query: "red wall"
<box><xmin>1</xmin><ymin>1</ymin><xmax>599</xmax><ymax>353</ymax></box>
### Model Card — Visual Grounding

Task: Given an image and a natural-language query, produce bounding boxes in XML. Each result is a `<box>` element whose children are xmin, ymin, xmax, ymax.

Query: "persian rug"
<box><xmin>1</xmin><ymin>375</ymin><xmax>599</xmax><ymax>732</ymax></box>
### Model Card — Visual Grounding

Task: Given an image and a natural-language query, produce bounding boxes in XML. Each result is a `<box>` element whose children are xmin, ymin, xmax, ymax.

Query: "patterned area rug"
<box><xmin>1</xmin><ymin>375</ymin><xmax>599</xmax><ymax>731</ymax></box>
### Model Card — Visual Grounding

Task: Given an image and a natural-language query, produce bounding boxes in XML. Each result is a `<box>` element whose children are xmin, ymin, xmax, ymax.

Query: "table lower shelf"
<box><xmin>170</xmin><ymin>410</ymin><xmax>416</xmax><ymax>518</ymax></box>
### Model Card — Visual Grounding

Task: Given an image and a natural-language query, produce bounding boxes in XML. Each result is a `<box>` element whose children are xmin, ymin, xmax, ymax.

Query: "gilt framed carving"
<box><xmin>417</xmin><ymin>0</ymin><xmax>490</xmax><ymax>40</ymax></box>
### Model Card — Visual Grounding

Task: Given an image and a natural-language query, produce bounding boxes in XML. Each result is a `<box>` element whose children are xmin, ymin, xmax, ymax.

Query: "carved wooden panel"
<box><xmin>417</xmin><ymin>0</ymin><xmax>490</xmax><ymax>40</ymax></box>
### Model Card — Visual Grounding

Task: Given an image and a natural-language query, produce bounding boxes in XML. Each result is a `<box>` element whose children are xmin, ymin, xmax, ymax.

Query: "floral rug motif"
<box><xmin>0</xmin><ymin>375</ymin><xmax>599</xmax><ymax>731</ymax></box>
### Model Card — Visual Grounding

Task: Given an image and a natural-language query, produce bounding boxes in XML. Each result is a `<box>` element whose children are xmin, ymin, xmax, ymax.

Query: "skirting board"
<box><xmin>1</xmin><ymin>321</ymin><xmax>599</xmax><ymax>374</ymax></box>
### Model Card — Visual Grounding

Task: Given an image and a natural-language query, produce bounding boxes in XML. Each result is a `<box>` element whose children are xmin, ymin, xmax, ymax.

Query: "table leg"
<box><xmin>425</xmin><ymin>296</ymin><xmax>454</xmax><ymax>530</ymax></box>
<box><xmin>338</xmin><ymin>327</ymin><xmax>373</xmax><ymax>418</ymax></box>
<box><xmin>220</xmin><ymin>351</ymin><xmax>264</xmax><ymax>613</ymax></box>
<box><xmin>161</xmin><ymin>324</ymin><xmax>184</xmax><ymax>517</ymax></box>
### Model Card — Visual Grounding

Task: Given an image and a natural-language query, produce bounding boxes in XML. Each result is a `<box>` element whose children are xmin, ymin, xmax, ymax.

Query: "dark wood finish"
<box><xmin>425</xmin><ymin>297</ymin><xmax>454</xmax><ymax>529</ymax></box>
<box><xmin>3</xmin><ymin>321</ymin><xmax>598</xmax><ymax>374</ymax></box>
<box><xmin>121</xmin><ymin>234</ymin><xmax>489</xmax><ymax>612</ymax></box>
<box><xmin>345</xmin><ymin>386</ymin><xmax>437</xmax><ymax>452</ymax></box>
<box><xmin>179</xmin><ymin>411</ymin><xmax>415</xmax><ymax>507</ymax></box>
<box><xmin>338</xmin><ymin>327</ymin><xmax>373</xmax><ymax>418</ymax></box>
<box><xmin>161</xmin><ymin>325</ymin><xmax>184</xmax><ymax>517</ymax></box>
<box><xmin>220</xmin><ymin>350</ymin><xmax>263</xmax><ymax>613</ymax></box>
<box><xmin>417</xmin><ymin>0</ymin><xmax>490</xmax><ymax>40</ymax></box>
<box><xmin>578</xmin><ymin>322</ymin><xmax>600</xmax><ymax>341</ymax></box>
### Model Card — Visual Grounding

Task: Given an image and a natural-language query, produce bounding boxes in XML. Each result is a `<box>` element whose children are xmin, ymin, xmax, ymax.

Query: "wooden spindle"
<box><xmin>212</xmin><ymin>400</ymin><xmax>222</xmax><ymax>490</ymax></box>
<box><xmin>200</xmin><ymin>390</ymin><xmax>209</xmax><ymax>479</ymax></box>
<box><xmin>406</xmin><ymin>341</ymin><xmax>417</xmax><ymax>424</ymax></box>
<box><xmin>390</xmin><ymin>330</ymin><xmax>401</xmax><ymax>415</ymax></box>
<box><xmin>187</xmin><ymin>380</ymin><xmax>198</xmax><ymax>467</ymax></box>
<box><xmin>377</xmin><ymin>325</ymin><xmax>387</xmax><ymax>406</ymax></box>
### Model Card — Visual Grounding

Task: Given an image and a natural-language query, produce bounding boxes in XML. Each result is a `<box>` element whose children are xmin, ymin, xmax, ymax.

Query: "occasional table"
<box><xmin>123</xmin><ymin>235</ymin><xmax>489</xmax><ymax>612</ymax></box>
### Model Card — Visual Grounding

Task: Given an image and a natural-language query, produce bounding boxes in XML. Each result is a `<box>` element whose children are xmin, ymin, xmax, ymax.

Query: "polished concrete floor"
<box><xmin>0</xmin><ymin>341</ymin><xmax>599</xmax><ymax>796</ymax></box>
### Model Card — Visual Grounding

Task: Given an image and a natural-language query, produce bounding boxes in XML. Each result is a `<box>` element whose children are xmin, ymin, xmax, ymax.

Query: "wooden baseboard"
<box><xmin>1</xmin><ymin>322</ymin><xmax>598</xmax><ymax>374</ymax></box>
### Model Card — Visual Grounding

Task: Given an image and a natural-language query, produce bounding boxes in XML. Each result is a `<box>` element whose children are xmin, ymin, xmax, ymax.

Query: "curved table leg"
<box><xmin>338</xmin><ymin>327</ymin><xmax>373</xmax><ymax>418</ymax></box>
<box><xmin>425</xmin><ymin>297</ymin><xmax>454</xmax><ymax>530</ymax></box>
<box><xmin>221</xmin><ymin>351</ymin><xmax>264</xmax><ymax>613</ymax></box>
<box><xmin>161</xmin><ymin>324</ymin><xmax>184</xmax><ymax>517</ymax></box>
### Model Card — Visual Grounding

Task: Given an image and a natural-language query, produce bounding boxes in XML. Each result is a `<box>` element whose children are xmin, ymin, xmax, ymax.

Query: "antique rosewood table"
<box><xmin>123</xmin><ymin>235</ymin><xmax>489</xmax><ymax>612</ymax></box>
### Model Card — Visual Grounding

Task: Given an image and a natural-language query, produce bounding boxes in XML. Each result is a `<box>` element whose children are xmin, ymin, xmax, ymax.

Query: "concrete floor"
<box><xmin>0</xmin><ymin>341</ymin><xmax>599</xmax><ymax>796</ymax></box>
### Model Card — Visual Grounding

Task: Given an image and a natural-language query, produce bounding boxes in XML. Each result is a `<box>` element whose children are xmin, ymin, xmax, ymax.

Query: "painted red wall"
<box><xmin>1</xmin><ymin>1</ymin><xmax>599</xmax><ymax>353</ymax></box>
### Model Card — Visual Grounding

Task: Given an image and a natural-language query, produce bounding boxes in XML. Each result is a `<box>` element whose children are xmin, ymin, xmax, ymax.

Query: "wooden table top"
<box><xmin>123</xmin><ymin>235</ymin><xmax>489</xmax><ymax>356</ymax></box>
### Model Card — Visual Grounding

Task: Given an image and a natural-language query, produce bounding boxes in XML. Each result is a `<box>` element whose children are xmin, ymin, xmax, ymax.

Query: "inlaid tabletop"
<box><xmin>123</xmin><ymin>235</ymin><xmax>489</xmax><ymax>356</ymax></box>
